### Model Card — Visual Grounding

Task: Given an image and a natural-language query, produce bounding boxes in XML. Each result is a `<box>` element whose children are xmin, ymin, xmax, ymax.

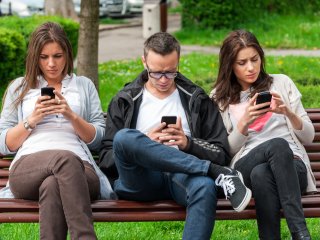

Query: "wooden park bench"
<box><xmin>0</xmin><ymin>109</ymin><xmax>320</xmax><ymax>223</ymax></box>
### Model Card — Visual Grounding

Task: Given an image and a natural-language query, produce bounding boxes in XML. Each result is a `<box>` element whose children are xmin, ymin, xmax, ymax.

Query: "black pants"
<box><xmin>234</xmin><ymin>138</ymin><xmax>308</xmax><ymax>240</ymax></box>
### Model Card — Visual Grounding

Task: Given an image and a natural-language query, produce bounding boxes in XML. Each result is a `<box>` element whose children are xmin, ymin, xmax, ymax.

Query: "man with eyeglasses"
<box><xmin>99</xmin><ymin>32</ymin><xmax>251</xmax><ymax>240</ymax></box>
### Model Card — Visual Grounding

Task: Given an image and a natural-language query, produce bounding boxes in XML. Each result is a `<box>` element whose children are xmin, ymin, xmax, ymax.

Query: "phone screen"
<box><xmin>161</xmin><ymin>116</ymin><xmax>177</xmax><ymax>128</ymax></box>
<box><xmin>256</xmin><ymin>91</ymin><xmax>272</xmax><ymax>109</ymax></box>
<box><xmin>41</xmin><ymin>87</ymin><xmax>55</xmax><ymax>99</ymax></box>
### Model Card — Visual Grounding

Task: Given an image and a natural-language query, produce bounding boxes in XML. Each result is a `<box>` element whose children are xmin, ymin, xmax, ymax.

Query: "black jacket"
<box><xmin>99</xmin><ymin>70</ymin><xmax>230</xmax><ymax>177</ymax></box>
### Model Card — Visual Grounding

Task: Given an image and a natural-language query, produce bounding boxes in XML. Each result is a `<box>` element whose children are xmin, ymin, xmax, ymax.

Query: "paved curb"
<box><xmin>99</xmin><ymin>22</ymin><xmax>142</xmax><ymax>32</ymax></box>
<box><xmin>99</xmin><ymin>18</ymin><xmax>142</xmax><ymax>32</ymax></box>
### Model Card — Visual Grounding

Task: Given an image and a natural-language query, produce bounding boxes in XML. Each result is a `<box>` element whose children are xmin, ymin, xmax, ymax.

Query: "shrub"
<box><xmin>0</xmin><ymin>28</ymin><xmax>25</xmax><ymax>87</ymax></box>
<box><xmin>0</xmin><ymin>15</ymin><xmax>79</xmax><ymax>86</ymax></box>
<box><xmin>179</xmin><ymin>0</ymin><xmax>320</xmax><ymax>30</ymax></box>
<box><xmin>0</xmin><ymin>15</ymin><xmax>79</xmax><ymax>58</ymax></box>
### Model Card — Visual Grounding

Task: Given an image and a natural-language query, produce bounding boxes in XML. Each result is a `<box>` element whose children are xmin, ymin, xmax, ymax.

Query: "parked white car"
<box><xmin>105</xmin><ymin>0</ymin><xmax>143</xmax><ymax>17</ymax></box>
<box><xmin>0</xmin><ymin>0</ymin><xmax>44</xmax><ymax>17</ymax></box>
<box><xmin>73</xmin><ymin>0</ymin><xmax>109</xmax><ymax>17</ymax></box>
<box><xmin>106</xmin><ymin>0</ymin><xmax>171</xmax><ymax>17</ymax></box>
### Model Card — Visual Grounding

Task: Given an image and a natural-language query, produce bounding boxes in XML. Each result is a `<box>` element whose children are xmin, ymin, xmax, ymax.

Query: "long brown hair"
<box><xmin>13</xmin><ymin>22</ymin><xmax>73</xmax><ymax>108</ymax></box>
<box><xmin>213</xmin><ymin>29</ymin><xmax>273</xmax><ymax>111</ymax></box>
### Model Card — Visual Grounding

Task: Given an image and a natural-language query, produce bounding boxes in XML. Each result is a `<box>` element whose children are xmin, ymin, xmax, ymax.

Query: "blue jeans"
<box><xmin>113</xmin><ymin>129</ymin><xmax>218</xmax><ymax>240</ymax></box>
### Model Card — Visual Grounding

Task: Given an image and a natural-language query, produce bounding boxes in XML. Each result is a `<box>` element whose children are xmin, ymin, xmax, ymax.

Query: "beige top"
<box><xmin>211</xmin><ymin>74</ymin><xmax>317</xmax><ymax>193</ymax></box>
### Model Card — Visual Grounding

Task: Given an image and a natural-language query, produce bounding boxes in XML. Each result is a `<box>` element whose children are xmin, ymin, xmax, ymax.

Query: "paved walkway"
<box><xmin>98</xmin><ymin>14</ymin><xmax>320</xmax><ymax>63</ymax></box>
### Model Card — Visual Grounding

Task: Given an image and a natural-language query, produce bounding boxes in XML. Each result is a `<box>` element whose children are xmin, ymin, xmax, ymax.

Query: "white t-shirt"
<box><xmin>136</xmin><ymin>87</ymin><xmax>191</xmax><ymax>137</ymax></box>
<box><xmin>15</xmin><ymin>76</ymin><xmax>90</xmax><ymax>163</ymax></box>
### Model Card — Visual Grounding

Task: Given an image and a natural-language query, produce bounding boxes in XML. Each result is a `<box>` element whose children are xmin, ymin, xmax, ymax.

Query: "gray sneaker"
<box><xmin>215</xmin><ymin>169</ymin><xmax>252</xmax><ymax>212</ymax></box>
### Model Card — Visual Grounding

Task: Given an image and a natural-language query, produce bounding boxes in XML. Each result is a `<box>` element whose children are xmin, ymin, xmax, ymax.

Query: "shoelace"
<box><xmin>215</xmin><ymin>174</ymin><xmax>235</xmax><ymax>199</ymax></box>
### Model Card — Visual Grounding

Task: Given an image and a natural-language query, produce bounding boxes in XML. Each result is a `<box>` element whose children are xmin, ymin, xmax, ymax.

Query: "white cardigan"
<box><xmin>0</xmin><ymin>74</ymin><xmax>116</xmax><ymax>199</ymax></box>
<box><xmin>211</xmin><ymin>74</ymin><xmax>317</xmax><ymax>193</ymax></box>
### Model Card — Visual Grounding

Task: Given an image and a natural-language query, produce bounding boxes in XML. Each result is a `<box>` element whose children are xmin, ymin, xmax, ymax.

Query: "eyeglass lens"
<box><xmin>149</xmin><ymin>72</ymin><xmax>177</xmax><ymax>80</ymax></box>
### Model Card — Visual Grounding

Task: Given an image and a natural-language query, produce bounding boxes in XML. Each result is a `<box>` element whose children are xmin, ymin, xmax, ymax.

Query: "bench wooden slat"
<box><xmin>305</xmin><ymin>109</ymin><xmax>320</xmax><ymax>113</ymax></box>
<box><xmin>0</xmin><ymin>213</ymin><xmax>39</xmax><ymax>223</ymax></box>
<box><xmin>0</xmin><ymin>169</ymin><xmax>9</xmax><ymax>177</ymax></box>
<box><xmin>93</xmin><ymin>211</ymin><xmax>187</xmax><ymax>222</ymax></box>
<box><xmin>0</xmin><ymin>159</ymin><xmax>11</xmax><ymax>168</ymax></box>
<box><xmin>0</xmin><ymin>179</ymin><xmax>7</xmax><ymax>188</ymax></box>
<box><xmin>307</xmin><ymin>152</ymin><xmax>320</xmax><ymax>161</ymax></box>
<box><xmin>308</xmin><ymin>113</ymin><xmax>320</xmax><ymax>122</ymax></box>
<box><xmin>314</xmin><ymin>132</ymin><xmax>320</xmax><ymax>142</ymax></box>
<box><xmin>312</xmin><ymin>123</ymin><xmax>320</xmax><ymax>131</ymax></box>
<box><xmin>304</xmin><ymin>143</ymin><xmax>320</xmax><ymax>152</ymax></box>
<box><xmin>313</xmin><ymin>172</ymin><xmax>320</xmax><ymax>179</ymax></box>
<box><xmin>310</xmin><ymin>162</ymin><xmax>320</xmax><ymax>171</ymax></box>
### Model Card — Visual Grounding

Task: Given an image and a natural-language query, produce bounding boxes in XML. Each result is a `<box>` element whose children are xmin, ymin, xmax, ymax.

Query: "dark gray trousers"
<box><xmin>234</xmin><ymin>138</ymin><xmax>308</xmax><ymax>240</ymax></box>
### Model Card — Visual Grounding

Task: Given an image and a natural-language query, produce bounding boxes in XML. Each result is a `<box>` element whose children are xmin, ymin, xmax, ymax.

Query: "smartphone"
<box><xmin>161</xmin><ymin>116</ymin><xmax>177</xmax><ymax>128</ymax></box>
<box><xmin>41</xmin><ymin>87</ymin><xmax>55</xmax><ymax>99</ymax></box>
<box><xmin>256</xmin><ymin>91</ymin><xmax>272</xmax><ymax>109</ymax></box>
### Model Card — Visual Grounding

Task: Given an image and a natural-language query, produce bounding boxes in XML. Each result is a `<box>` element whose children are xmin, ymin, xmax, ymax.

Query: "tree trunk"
<box><xmin>76</xmin><ymin>0</ymin><xmax>99</xmax><ymax>90</ymax></box>
<box><xmin>44</xmin><ymin>0</ymin><xmax>78</xmax><ymax>21</ymax></box>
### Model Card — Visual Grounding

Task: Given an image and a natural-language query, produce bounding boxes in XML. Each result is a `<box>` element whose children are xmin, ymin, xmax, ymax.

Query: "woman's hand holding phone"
<box><xmin>256</xmin><ymin>91</ymin><xmax>272</xmax><ymax>110</ymax></box>
<box><xmin>41</xmin><ymin>90</ymin><xmax>76</xmax><ymax>121</ymax></box>
<box><xmin>268</xmin><ymin>92</ymin><xmax>291</xmax><ymax>115</ymax></box>
<box><xmin>237</xmin><ymin>93</ymin><xmax>271</xmax><ymax>135</ymax></box>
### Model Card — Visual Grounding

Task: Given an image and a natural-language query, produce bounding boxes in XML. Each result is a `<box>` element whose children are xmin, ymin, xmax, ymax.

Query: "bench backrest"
<box><xmin>1</xmin><ymin>109</ymin><xmax>320</xmax><ymax>191</ymax></box>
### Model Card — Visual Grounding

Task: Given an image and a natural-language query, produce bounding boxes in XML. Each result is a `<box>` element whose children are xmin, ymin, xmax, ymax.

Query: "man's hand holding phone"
<box><xmin>160</xmin><ymin>116</ymin><xmax>188</xmax><ymax>150</ymax></box>
<box><xmin>147</xmin><ymin>116</ymin><xmax>177</xmax><ymax>142</ymax></box>
<box><xmin>147</xmin><ymin>116</ymin><xmax>188</xmax><ymax>150</ymax></box>
<box><xmin>161</xmin><ymin>116</ymin><xmax>177</xmax><ymax>129</ymax></box>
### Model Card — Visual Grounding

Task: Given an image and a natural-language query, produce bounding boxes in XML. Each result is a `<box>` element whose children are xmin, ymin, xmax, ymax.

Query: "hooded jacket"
<box><xmin>99</xmin><ymin>70</ymin><xmax>230</xmax><ymax>174</ymax></box>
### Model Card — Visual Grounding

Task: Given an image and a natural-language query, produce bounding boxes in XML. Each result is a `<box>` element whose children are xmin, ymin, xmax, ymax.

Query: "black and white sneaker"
<box><xmin>215</xmin><ymin>168</ymin><xmax>252</xmax><ymax>212</ymax></box>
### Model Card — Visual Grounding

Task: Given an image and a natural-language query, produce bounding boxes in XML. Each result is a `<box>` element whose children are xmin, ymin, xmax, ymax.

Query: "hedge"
<box><xmin>0</xmin><ymin>15</ymin><xmax>79</xmax><ymax>86</ymax></box>
<box><xmin>0</xmin><ymin>28</ymin><xmax>25</xmax><ymax>87</ymax></box>
<box><xmin>179</xmin><ymin>0</ymin><xmax>320</xmax><ymax>30</ymax></box>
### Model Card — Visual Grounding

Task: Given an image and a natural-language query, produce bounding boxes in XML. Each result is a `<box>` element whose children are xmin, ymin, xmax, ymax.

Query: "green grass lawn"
<box><xmin>99</xmin><ymin>17</ymin><xmax>128</xmax><ymax>25</ymax></box>
<box><xmin>99</xmin><ymin>53</ymin><xmax>320</xmax><ymax>111</ymax></box>
<box><xmin>1</xmin><ymin>218</ymin><xmax>320</xmax><ymax>239</ymax></box>
<box><xmin>175</xmin><ymin>13</ymin><xmax>320</xmax><ymax>50</ymax></box>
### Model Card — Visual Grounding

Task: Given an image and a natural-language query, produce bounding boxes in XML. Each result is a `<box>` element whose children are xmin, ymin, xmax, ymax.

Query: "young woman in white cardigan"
<box><xmin>211</xmin><ymin>29</ymin><xmax>316</xmax><ymax>240</ymax></box>
<box><xmin>0</xmin><ymin>22</ymin><xmax>115</xmax><ymax>240</ymax></box>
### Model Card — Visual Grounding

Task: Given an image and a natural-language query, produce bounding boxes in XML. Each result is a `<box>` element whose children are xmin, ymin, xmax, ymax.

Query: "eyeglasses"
<box><xmin>146</xmin><ymin>64</ymin><xmax>178</xmax><ymax>80</ymax></box>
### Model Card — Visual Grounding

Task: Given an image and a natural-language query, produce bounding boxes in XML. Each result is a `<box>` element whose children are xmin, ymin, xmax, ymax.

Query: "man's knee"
<box><xmin>114</xmin><ymin>128</ymin><xmax>144</xmax><ymax>151</ymax></box>
<box><xmin>114</xmin><ymin>128</ymin><xmax>137</xmax><ymax>146</ymax></box>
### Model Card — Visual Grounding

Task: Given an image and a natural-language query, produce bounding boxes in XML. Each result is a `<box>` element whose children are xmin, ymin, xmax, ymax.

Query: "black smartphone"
<box><xmin>256</xmin><ymin>91</ymin><xmax>272</xmax><ymax>109</ymax></box>
<box><xmin>161</xmin><ymin>116</ymin><xmax>177</xmax><ymax>128</ymax></box>
<box><xmin>41</xmin><ymin>87</ymin><xmax>55</xmax><ymax>99</ymax></box>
